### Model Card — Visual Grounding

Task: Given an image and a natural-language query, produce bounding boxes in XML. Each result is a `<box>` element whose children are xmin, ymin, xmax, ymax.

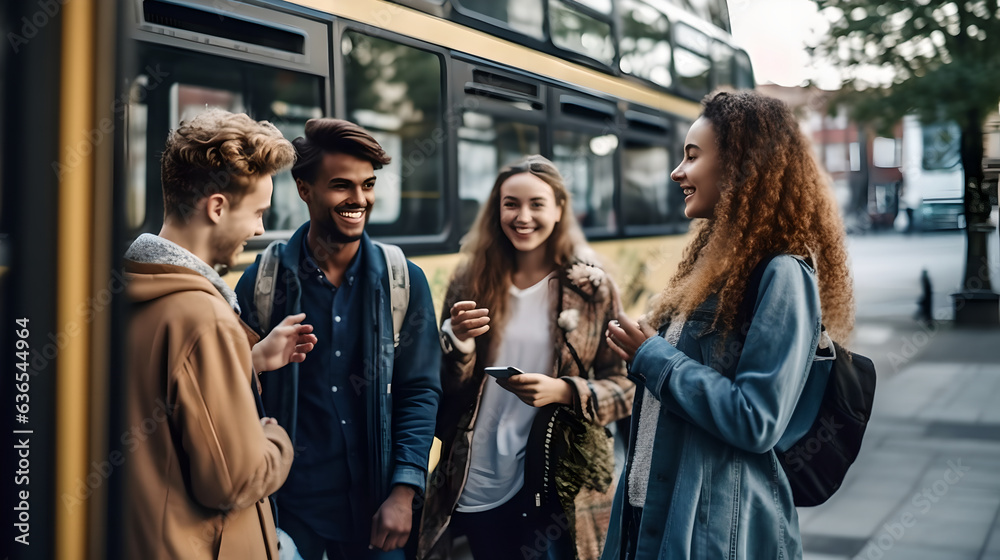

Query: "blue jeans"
<box><xmin>449</xmin><ymin>484</ymin><xmax>572</xmax><ymax>560</ymax></box>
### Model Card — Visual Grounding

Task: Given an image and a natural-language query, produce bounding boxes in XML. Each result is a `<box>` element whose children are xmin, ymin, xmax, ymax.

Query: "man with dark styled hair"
<box><xmin>235</xmin><ymin>118</ymin><xmax>441</xmax><ymax>559</ymax></box>
<box><xmin>124</xmin><ymin>109</ymin><xmax>318</xmax><ymax>559</ymax></box>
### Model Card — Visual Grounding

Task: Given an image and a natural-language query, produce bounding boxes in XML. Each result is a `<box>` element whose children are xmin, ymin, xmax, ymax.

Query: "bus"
<box><xmin>899</xmin><ymin>115</ymin><xmax>966</xmax><ymax>231</ymax></box>
<box><xmin>0</xmin><ymin>0</ymin><xmax>752</xmax><ymax>558</ymax></box>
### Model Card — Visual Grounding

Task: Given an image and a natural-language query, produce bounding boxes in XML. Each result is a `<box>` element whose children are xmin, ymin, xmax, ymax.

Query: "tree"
<box><xmin>809</xmin><ymin>0</ymin><xmax>1000</xmax><ymax>325</ymax></box>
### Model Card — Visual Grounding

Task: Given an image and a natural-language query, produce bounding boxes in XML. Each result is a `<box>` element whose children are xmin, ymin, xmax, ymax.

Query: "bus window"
<box><xmin>666</xmin><ymin>0</ymin><xmax>731</xmax><ymax>33</ymax></box>
<box><xmin>343</xmin><ymin>31</ymin><xmax>445</xmax><ymax>237</ymax></box>
<box><xmin>132</xmin><ymin>43</ymin><xmax>326</xmax><ymax>238</ymax></box>
<box><xmin>169</xmin><ymin>83</ymin><xmax>244</xmax><ymax>128</ymax></box>
<box><xmin>549</xmin><ymin>0</ymin><xmax>615</xmax><ymax>65</ymax></box>
<box><xmin>672</xmin><ymin>23</ymin><xmax>711</xmax><ymax>99</ymax></box>
<box><xmin>454</xmin><ymin>0</ymin><xmax>545</xmax><ymax>39</ymax></box>
<box><xmin>553</xmin><ymin>129</ymin><xmax>618</xmax><ymax>234</ymax></box>
<box><xmin>262</xmin><ymin>107</ymin><xmax>322</xmax><ymax>232</ymax></box>
<box><xmin>246</xmin><ymin>68</ymin><xmax>323</xmax><ymax>232</ymax></box>
<box><xmin>458</xmin><ymin>113</ymin><xmax>541</xmax><ymax>234</ymax></box>
<box><xmin>733</xmin><ymin>49</ymin><xmax>754</xmax><ymax>90</ymax></box>
<box><xmin>619</xmin><ymin>0</ymin><xmax>672</xmax><ymax>88</ymax></box>
<box><xmin>710</xmin><ymin>41</ymin><xmax>734</xmax><ymax>89</ymax></box>
<box><xmin>622</xmin><ymin>142</ymin><xmax>671</xmax><ymax>229</ymax></box>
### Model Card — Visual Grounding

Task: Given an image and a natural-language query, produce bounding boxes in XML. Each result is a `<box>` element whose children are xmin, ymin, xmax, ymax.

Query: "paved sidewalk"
<box><xmin>800</xmin><ymin>322</ymin><xmax>1000</xmax><ymax>560</ymax></box>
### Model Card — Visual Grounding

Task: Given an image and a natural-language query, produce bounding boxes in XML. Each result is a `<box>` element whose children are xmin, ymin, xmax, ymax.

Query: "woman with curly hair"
<box><xmin>417</xmin><ymin>156</ymin><xmax>635</xmax><ymax>560</ymax></box>
<box><xmin>603</xmin><ymin>90</ymin><xmax>855</xmax><ymax>560</ymax></box>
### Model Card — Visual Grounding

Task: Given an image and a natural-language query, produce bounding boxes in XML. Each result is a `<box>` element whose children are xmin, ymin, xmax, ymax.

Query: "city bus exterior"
<box><xmin>121</xmin><ymin>0</ymin><xmax>755</xmax><ymax>315</ymax></box>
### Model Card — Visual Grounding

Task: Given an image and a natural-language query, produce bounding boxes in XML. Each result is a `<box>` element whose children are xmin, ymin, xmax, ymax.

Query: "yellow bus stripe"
<box><xmin>57</xmin><ymin>0</ymin><xmax>95</xmax><ymax>557</ymax></box>
<box><xmin>295</xmin><ymin>0</ymin><xmax>702</xmax><ymax>119</ymax></box>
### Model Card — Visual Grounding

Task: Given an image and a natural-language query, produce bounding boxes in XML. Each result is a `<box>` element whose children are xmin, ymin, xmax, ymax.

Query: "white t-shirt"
<box><xmin>456</xmin><ymin>272</ymin><xmax>555</xmax><ymax>513</ymax></box>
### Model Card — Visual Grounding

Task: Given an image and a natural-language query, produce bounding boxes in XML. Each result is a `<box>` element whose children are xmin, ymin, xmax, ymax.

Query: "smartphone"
<box><xmin>484</xmin><ymin>366</ymin><xmax>525</xmax><ymax>379</ymax></box>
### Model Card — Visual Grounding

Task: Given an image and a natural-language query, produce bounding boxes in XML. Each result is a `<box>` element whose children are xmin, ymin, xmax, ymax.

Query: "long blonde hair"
<box><xmin>648</xmin><ymin>91</ymin><xmax>855</xmax><ymax>344</ymax></box>
<box><xmin>445</xmin><ymin>155</ymin><xmax>588</xmax><ymax>347</ymax></box>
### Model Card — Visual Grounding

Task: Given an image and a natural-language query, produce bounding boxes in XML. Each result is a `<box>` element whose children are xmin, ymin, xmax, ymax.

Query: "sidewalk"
<box><xmin>800</xmin><ymin>321</ymin><xmax>1000</xmax><ymax>560</ymax></box>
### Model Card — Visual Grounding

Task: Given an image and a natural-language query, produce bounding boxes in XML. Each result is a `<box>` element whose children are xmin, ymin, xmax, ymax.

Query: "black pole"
<box><xmin>952</xmin><ymin>109</ymin><xmax>999</xmax><ymax>326</ymax></box>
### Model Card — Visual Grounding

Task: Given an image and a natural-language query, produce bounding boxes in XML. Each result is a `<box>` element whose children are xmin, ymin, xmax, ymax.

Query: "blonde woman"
<box><xmin>418</xmin><ymin>156</ymin><xmax>634</xmax><ymax>560</ymax></box>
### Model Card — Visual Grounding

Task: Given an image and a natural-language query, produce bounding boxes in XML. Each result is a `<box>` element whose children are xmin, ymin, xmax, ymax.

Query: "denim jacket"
<box><xmin>234</xmin><ymin>223</ymin><xmax>442</xmax><ymax>524</ymax></box>
<box><xmin>601</xmin><ymin>255</ymin><xmax>830</xmax><ymax>560</ymax></box>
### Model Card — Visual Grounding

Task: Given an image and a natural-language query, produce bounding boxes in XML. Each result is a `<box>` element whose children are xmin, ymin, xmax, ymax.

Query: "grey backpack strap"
<box><xmin>373</xmin><ymin>241</ymin><xmax>410</xmax><ymax>348</ymax></box>
<box><xmin>253</xmin><ymin>241</ymin><xmax>285</xmax><ymax>333</ymax></box>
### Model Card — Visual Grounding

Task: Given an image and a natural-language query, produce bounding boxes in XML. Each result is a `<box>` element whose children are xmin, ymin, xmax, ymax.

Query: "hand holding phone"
<box><xmin>484</xmin><ymin>366</ymin><xmax>525</xmax><ymax>379</ymax></box>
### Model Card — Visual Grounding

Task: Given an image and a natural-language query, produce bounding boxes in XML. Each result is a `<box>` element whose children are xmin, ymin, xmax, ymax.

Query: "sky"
<box><xmin>727</xmin><ymin>0</ymin><xmax>844</xmax><ymax>89</ymax></box>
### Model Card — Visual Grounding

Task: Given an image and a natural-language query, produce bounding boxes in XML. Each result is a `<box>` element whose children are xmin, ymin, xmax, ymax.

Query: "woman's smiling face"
<box><xmin>498</xmin><ymin>172</ymin><xmax>562</xmax><ymax>257</ymax></box>
<box><xmin>671</xmin><ymin>117</ymin><xmax>722</xmax><ymax>220</ymax></box>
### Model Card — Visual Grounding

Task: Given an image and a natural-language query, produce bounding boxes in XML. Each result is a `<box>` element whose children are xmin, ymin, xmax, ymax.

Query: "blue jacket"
<box><xmin>601</xmin><ymin>256</ymin><xmax>831</xmax><ymax>560</ymax></box>
<box><xmin>234</xmin><ymin>223</ymin><xmax>442</xmax><ymax>518</ymax></box>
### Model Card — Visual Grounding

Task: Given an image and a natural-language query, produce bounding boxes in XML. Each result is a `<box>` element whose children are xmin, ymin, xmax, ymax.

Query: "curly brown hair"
<box><xmin>161</xmin><ymin>109</ymin><xmax>295</xmax><ymax>217</ymax></box>
<box><xmin>446</xmin><ymin>155</ymin><xmax>590</xmax><ymax>352</ymax></box>
<box><xmin>648</xmin><ymin>90</ymin><xmax>855</xmax><ymax>344</ymax></box>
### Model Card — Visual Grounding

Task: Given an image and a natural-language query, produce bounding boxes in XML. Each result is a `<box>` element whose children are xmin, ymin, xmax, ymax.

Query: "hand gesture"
<box><xmin>606</xmin><ymin>312</ymin><xmax>657</xmax><ymax>364</ymax></box>
<box><xmin>252</xmin><ymin>313</ymin><xmax>317</xmax><ymax>373</ymax></box>
<box><xmin>450</xmin><ymin>301</ymin><xmax>490</xmax><ymax>341</ymax></box>
<box><xmin>498</xmin><ymin>373</ymin><xmax>572</xmax><ymax>407</ymax></box>
<box><xmin>370</xmin><ymin>485</ymin><xmax>415</xmax><ymax>552</ymax></box>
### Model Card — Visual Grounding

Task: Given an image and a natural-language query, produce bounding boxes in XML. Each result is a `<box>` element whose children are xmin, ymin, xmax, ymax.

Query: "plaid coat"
<box><xmin>417</xmin><ymin>259</ymin><xmax>635</xmax><ymax>560</ymax></box>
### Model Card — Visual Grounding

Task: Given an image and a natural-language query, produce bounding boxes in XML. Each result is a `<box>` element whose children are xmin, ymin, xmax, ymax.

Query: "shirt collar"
<box><xmin>299</xmin><ymin>227</ymin><xmax>364</xmax><ymax>287</ymax></box>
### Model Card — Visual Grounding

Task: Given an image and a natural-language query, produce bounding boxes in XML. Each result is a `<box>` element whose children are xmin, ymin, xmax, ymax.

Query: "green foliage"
<box><xmin>809</xmin><ymin>0</ymin><xmax>1000</xmax><ymax>134</ymax></box>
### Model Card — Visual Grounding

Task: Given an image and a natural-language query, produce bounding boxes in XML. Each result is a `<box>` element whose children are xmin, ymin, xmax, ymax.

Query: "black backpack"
<box><xmin>734</xmin><ymin>255</ymin><xmax>876</xmax><ymax>507</ymax></box>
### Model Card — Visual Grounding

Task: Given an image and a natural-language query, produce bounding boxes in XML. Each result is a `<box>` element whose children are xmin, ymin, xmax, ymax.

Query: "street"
<box><xmin>801</xmin><ymin>226</ymin><xmax>1000</xmax><ymax>560</ymax></box>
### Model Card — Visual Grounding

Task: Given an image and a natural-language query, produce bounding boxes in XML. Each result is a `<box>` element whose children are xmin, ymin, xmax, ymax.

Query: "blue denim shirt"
<box><xmin>275</xmin><ymin>229</ymin><xmax>366</xmax><ymax>540</ymax></box>
<box><xmin>602</xmin><ymin>256</ymin><xmax>830</xmax><ymax>560</ymax></box>
<box><xmin>235</xmin><ymin>223</ymin><xmax>442</xmax><ymax>535</ymax></box>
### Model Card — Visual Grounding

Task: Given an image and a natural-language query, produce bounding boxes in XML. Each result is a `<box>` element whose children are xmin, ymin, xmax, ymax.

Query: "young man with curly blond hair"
<box><xmin>124</xmin><ymin>109</ymin><xmax>317</xmax><ymax>559</ymax></box>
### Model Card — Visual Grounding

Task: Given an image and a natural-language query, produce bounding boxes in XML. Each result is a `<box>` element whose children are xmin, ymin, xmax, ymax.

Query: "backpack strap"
<box><xmin>734</xmin><ymin>255</ymin><xmax>779</xmax><ymax>349</ymax></box>
<box><xmin>373</xmin><ymin>241</ymin><xmax>410</xmax><ymax>348</ymax></box>
<box><xmin>253</xmin><ymin>240</ymin><xmax>285</xmax><ymax>334</ymax></box>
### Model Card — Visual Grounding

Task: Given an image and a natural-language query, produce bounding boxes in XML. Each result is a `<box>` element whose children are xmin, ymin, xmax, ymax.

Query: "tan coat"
<box><xmin>124</xmin><ymin>261</ymin><xmax>294</xmax><ymax>559</ymax></box>
<box><xmin>419</xmin><ymin>260</ymin><xmax>635</xmax><ymax>560</ymax></box>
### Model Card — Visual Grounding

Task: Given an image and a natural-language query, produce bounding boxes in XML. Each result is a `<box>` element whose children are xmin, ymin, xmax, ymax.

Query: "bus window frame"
<box><xmin>619</xmin><ymin>105</ymin><xmax>686</xmax><ymax>237</ymax></box>
<box><xmin>670</xmin><ymin>21</ymin><xmax>712</xmax><ymax>101</ymax></box>
<box><xmin>616</xmin><ymin>0</ymin><xmax>675</xmax><ymax>91</ymax></box>
<box><xmin>128</xmin><ymin>0</ymin><xmax>332</xmax><ymax>80</ymax></box>
<box><xmin>128</xmin><ymin>42</ymin><xmax>331</xmax><ymax>247</ymax></box>
<box><xmin>450</xmin><ymin>53</ymin><xmax>549</xmax><ymax>118</ymax></box>
<box><xmin>733</xmin><ymin>48</ymin><xmax>755</xmax><ymax>90</ymax></box>
<box><xmin>124</xmin><ymin>1</ymin><xmax>333</xmax><ymax>242</ymax></box>
<box><xmin>710</xmin><ymin>39</ymin><xmax>735</xmax><ymax>91</ymax></box>
<box><xmin>445</xmin><ymin>0</ymin><xmax>620</xmax><ymax>75</ymax></box>
<box><xmin>548</xmin><ymin>86</ymin><xmax>621</xmax><ymax>239</ymax></box>
<box><xmin>547</xmin><ymin>0</ymin><xmax>619</xmax><ymax>70</ymax></box>
<box><xmin>449</xmin><ymin>0</ymin><xmax>552</xmax><ymax>49</ymax></box>
<box><xmin>334</xmin><ymin>20</ymin><xmax>455</xmax><ymax>255</ymax></box>
<box><xmin>450</xmin><ymin>56</ymin><xmax>549</xmax><ymax>245</ymax></box>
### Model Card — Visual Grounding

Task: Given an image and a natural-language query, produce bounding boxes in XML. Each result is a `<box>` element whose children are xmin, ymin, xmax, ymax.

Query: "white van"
<box><xmin>900</xmin><ymin>115</ymin><xmax>965</xmax><ymax>230</ymax></box>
